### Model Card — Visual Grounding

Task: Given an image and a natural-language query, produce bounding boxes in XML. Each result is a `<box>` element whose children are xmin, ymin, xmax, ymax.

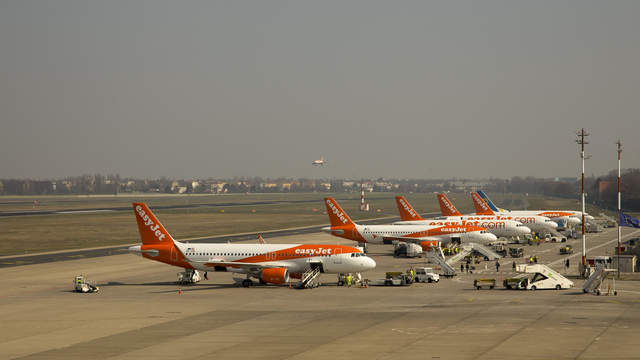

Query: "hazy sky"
<box><xmin>2</xmin><ymin>1</ymin><xmax>639</xmax><ymax>180</ymax></box>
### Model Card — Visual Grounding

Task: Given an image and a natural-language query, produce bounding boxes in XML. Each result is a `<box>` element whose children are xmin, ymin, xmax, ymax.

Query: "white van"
<box><xmin>414</xmin><ymin>267</ymin><xmax>440</xmax><ymax>283</ymax></box>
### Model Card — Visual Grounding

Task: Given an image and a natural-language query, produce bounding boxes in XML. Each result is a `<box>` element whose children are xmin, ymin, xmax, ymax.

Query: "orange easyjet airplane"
<box><xmin>128</xmin><ymin>203</ymin><xmax>375</xmax><ymax>287</ymax></box>
<box><xmin>321</xmin><ymin>197</ymin><xmax>496</xmax><ymax>248</ymax></box>
<box><xmin>393</xmin><ymin>196</ymin><xmax>531</xmax><ymax>238</ymax></box>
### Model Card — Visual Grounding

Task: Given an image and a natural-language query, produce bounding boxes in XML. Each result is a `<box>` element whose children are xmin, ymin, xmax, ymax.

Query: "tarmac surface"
<box><xmin>1</xmin><ymin>227</ymin><xmax>639</xmax><ymax>359</ymax></box>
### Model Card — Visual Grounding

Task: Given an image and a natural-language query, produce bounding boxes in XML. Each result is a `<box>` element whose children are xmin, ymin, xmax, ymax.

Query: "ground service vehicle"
<box><xmin>559</xmin><ymin>245</ymin><xmax>573</xmax><ymax>255</ymax></box>
<box><xmin>503</xmin><ymin>277</ymin><xmax>526</xmax><ymax>289</ymax></box>
<box><xmin>509</xmin><ymin>247</ymin><xmax>524</xmax><ymax>258</ymax></box>
<box><xmin>368</xmin><ymin>272</ymin><xmax>414</xmax><ymax>286</ymax></box>
<box><xmin>474</xmin><ymin>278</ymin><xmax>496</xmax><ymax>290</ymax></box>
<box><xmin>516</xmin><ymin>264</ymin><xmax>574</xmax><ymax>290</ymax></box>
<box><xmin>414</xmin><ymin>267</ymin><xmax>440</xmax><ymax>283</ymax></box>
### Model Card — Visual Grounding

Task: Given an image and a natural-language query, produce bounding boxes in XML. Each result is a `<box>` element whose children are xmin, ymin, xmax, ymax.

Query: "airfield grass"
<box><xmin>0</xmin><ymin>192</ymin><xmax>597</xmax><ymax>256</ymax></box>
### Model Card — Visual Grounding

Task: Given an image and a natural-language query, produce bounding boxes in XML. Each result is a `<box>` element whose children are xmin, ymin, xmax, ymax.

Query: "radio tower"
<box><xmin>617</xmin><ymin>139</ymin><xmax>622</xmax><ymax>276</ymax></box>
<box><xmin>360</xmin><ymin>182</ymin><xmax>369</xmax><ymax>211</ymax></box>
<box><xmin>576</xmin><ymin>128</ymin><xmax>590</xmax><ymax>275</ymax></box>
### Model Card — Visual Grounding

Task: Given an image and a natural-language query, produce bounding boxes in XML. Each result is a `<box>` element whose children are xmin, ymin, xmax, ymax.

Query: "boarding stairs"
<box><xmin>425</xmin><ymin>246</ymin><xmax>457</xmax><ymax>277</ymax></box>
<box><xmin>582</xmin><ymin>265</ymin><xmax>616</xmax><ymax>295</ymax></box>
<box><xmin>446</xmin><ymin>245</ymin><xmax>472</xmax><ymax>266</ymax></box>
<box><xmin>297</xmin><ymin>267</ymin><xmax>321</xmax><ymax>289</ymax></box>
<box><xmin>469</xmin><ymin>243</ymin><xmax>502</xmax><ymax>261</ymax></box>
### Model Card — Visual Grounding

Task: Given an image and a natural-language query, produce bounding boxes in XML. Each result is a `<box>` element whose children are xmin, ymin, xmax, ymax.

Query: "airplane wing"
<box><xmin>192</xmin><ymin>259</ymin><xmax>291</xmax><ymax>273</ymax></box>
<box><xmin>382</xmin><ymin>236</ymin><xmax>441</xmax><ymax>244</ymax></box>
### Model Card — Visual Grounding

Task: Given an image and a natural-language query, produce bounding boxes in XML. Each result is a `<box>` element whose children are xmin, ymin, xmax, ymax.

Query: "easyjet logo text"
<box><xmin>326</xmin><ymin>199</ymin><xmax>348</xmax><ymax>224</ymax></box>
<box><xmin>295</xmin><ymin>248</ymin><xmax>333</xmax><ymax>255</ymax></box>
<box><xmin>399</xmin><ymin>199</ymin><xmax>418</xmax><ymax>218</ymax></box>
<box><xmin>439</xmin><ymin>195</ymin><xmax>457</xmax><ymax>214</ymax></box>
<box><xmin>473</xmin><ymin>194</ymin><xmax>490</xmax><ymax>212</ymax></box>
<box><xmin>136</xmin><ymin>205</ymin><xmax>166</xmax><ymax>242</ymax></box>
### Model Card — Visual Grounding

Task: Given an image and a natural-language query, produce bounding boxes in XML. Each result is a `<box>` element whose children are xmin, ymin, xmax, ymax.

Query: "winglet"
<box><xmin>257</xmin><ymin>234</ymin><xmax>266</xmax><ymax>244</ymax></box>
<box><xmin>132</xmin><ymin>203</ymin><xmax>175</xmax><ymax>245</ymax></box>
<box><xmin>395</xmin><ymin>196</ymin><xmax>424</xmax><ymax>221</ymax></box>
<box><xmin>324</xmin><ymin>198</ymin><xmax>356</xmax><ymax>227</ymax></box>
<box><xmin>437</xmin><ymin>193</ymin><xmax>462</xmax><ymax>216</ymax></box>
<box><xmin>471</xmin><ymin>193</ymin><xmax>495</xmax><ymax>215</ymax></box>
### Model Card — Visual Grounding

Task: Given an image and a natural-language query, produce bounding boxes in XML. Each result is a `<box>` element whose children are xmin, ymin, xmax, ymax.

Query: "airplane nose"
<box><xmin>364</xmin><ymin>257</ymin><xmax>376</xmax><ymax>271</ymax></box>
<box><xmin>519</xmin><ymin>226</ymin><xmax>532</xmax><ymax>235</ymax></box>
<box><xmin>547</xmin><ymin>221</ymin><xmax>558</xmax><ymax>229</ymax></box>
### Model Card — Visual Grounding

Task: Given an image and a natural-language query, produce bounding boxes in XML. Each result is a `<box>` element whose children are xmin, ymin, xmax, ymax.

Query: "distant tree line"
<box><xmin>1</xmin><ymin>171</ymin><xmax>639</xmax><ymax>211</ymax></box>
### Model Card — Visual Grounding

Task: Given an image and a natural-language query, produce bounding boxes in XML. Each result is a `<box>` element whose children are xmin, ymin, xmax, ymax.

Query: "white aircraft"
<box><xmin>321</xmin><ymin>197</ymin><xmax>497</xmax><ymax>248</ymax></box>
<box><xmin>465</xmin><ymin>193</ymin><xmax>559</xmax><ymax>233</ymax></box>
<box><xmin>312</xmin><ymin>157</ymin><xmax>326</xmax><ymax>166</ymax></box>
<box><xmin>128</xmin><ymin>203</ymin><xmax>375</xmax><ymax>287</ymax></box>
<box><xmin>475</xmin><ymin>190</ymin><xmax>591</xmax><ymax>226</ymax></box>
<box><xmin>392</xmin><ymin>196</ymin><xmax>532</xmax><ymax>238</ymax></box>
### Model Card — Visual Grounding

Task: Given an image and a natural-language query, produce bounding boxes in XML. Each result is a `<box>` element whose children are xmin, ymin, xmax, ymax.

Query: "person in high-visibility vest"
<box><xmin>347</xmin><ymin>274</ymin><xmax>352</xmax><ymax>287</ymax></box>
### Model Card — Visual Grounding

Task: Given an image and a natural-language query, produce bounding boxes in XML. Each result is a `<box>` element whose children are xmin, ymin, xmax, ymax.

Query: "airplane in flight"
<box><xmin>312</xmin><ymin>157</ymin><xmax>326</xmax><ymax>166</ymax></box>
<box><xmin>393</xmin><ymin>196</ymin><xmax>532</xmax><ymax>238</ymax></box>
<box><xmin>321</xmin><ymin>197</ymin><xmax>497</xmax><ymax>249</ymax></box>
<box><xmin>128</xmin><ymin>203</ymin><xmax>375</xmax><ymax>287</ymax></box>
<box><xmin>475</xmin><ymin>190</ymin><xmax>591</xmax><ymax>226</ymax></box>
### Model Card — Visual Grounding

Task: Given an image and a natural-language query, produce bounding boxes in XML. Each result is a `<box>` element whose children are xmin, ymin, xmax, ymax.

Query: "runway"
<box><xmin>1</xmin><ymin>228</ymin><xmax>639</xmax><ymax>359</ymax></box>
<box><xmin>0</xmin><ymin>197</ymin><xmax>391</xmax><ymax>217</ymax></box>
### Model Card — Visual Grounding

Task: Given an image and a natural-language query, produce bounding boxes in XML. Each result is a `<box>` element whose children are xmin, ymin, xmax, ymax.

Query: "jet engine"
<box><xmin>261</xmin><ymin>268</ymin><xmax>290</xmax><ymax>284</ymax></box>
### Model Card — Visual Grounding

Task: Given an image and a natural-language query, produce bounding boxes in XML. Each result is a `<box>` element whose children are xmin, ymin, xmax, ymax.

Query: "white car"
<box><xmin>414</xmin><ymin>267</ymin><xmax>440</xmax><ymax>283</ymax></box>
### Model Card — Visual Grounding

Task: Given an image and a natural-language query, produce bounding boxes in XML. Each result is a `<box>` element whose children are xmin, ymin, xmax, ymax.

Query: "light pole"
<box><xmin>617</xmin><ymin>139</ymin><xmax>622</xmax><ymax>277</ymax></box>
<box><xmin>576</xmin><ymin>129</ymin><xmax>590</xmax><ymax>276</ymax></box>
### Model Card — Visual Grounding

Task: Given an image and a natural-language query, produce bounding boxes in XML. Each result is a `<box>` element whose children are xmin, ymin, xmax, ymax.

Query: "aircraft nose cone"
<box><xmin>364</xmin><ymin>257</ymin><xmax>376</xmax><ymax>271</ymax></box>
<box><xmin>547</xmin><ymin>221</ymin><xmax>558</xmax><ymax>229</ymax></box>
<box><xmin>519</xmin><ymin>226</ymin><xmax>532</xmax><ymax>235</ymax></box>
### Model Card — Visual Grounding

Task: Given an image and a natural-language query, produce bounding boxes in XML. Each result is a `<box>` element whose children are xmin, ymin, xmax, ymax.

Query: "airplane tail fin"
<box><xmin>324</xmin><ymin>198</ymin><xmax>356</xmax><ymax>227</ymax></box>
<box><xmin>395</xmin><ymin>196</ymin><xmax>424</xmax><ymax>221</ymax></box>
<box><xmin>132</xmin><ymin>203</ymin><xmax>175</xmax><ymax>245</ymax></box>
<box><xmin>476</xmin><ymin>190</ymin><xmax>503</xmax><ymax>212</ymax></box>
<box><xmin>471</xmin><ymin>193</ymin><xmax>495</xmax><ymax>215</ymax></box>
<box><xmin>437</xmin><ymin>193</ymin><xmax>462</xmax><ymax>216</ymax></box>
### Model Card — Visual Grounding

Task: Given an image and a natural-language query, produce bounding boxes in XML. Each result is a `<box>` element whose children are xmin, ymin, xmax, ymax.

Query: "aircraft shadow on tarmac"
<box><xmin>97</xmin><ymin>281</ymin><xmax>265</xmax><ymax>292</ymax></box>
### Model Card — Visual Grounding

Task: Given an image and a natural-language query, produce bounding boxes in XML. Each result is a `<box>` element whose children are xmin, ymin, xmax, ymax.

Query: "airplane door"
<box><xmin>333</xmin><ymin>248</ymin><xmax>342</xmax><ymax>264</ymax></box>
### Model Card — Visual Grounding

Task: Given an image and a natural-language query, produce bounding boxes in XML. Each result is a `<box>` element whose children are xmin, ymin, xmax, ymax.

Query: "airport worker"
<box><xmin>460</xmin><ymin>263</ymin><xmax>464</xmax><ymax>273</ymax></box>
<box><xmin>347</xmin><ymin>274</ymin><xmax>352</xmax><ymax>287</ymax></box>
<box><xmin>410</xmin><ymin>267</ymin><xmax>414</xmax><ymax>281</ymax></box>
<box><xmin>534</xmin><ymin>256</ymin><xmax>538</xmax><ymax>263</ymax></box>
<box><xmin>512</xmin><ymin>261</ymin><xmax>516</xmax><ymax>271</ymax></box>
<box><xmin>495</xmin><ymin>260</ymin><xmax>500</xmax><ymax>272</ymax></box>
<box><xmin>529</xmin><ymin>256</ymin><xmax>533</xmax><ymax>264</ymax></box>
<box><xmin>465</xmin><ymin>263</ymin><xmax>469</xmax><ymax>273</ymax></box>
<box><xmin>565</xmin><ymin>258</ymin><xmax>570</xmax><ymax>270</ymax></box>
